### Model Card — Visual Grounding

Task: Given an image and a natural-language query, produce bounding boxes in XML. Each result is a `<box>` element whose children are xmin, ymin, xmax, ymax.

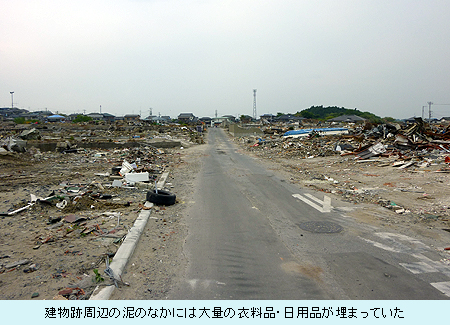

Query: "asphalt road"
<box><xmin>168</xmin><ymin>128</ymin><xmax>450</xmax><ymax>299</ymax></box>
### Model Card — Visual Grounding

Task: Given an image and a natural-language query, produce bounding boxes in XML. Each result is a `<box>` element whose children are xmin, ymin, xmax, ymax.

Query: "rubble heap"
<box><xmin>233</xmin><ymin>118</ymin><xmax>450</xmax><ymax>221</ymax></box>
<box><xmin>238</xmin><ymin>118</ymin><xmax>450</xmax><ymax>163</ymax></box>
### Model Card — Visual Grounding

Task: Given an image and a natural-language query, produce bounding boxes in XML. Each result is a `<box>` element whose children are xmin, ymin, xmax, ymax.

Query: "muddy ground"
<box><xmin>0</xmin><ymin>126</ymin><xmax>203</xmax><ymax>300</ymax></box>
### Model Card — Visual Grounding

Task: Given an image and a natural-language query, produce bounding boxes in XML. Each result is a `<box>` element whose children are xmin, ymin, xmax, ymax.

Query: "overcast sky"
<box><xmin>1</xmin><ymin>0</ymin><xmax>450</xmax><ymax>119</ymax></box>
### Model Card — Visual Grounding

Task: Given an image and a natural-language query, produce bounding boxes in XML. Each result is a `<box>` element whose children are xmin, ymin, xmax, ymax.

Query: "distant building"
<box><xmin>86</xmin><ymin>113</ymin><xmax>104</xmax><ymax>121</ymax></box>
<box><xmin>222</xmin><ymin>115</ymin><xmax>237</xmax><ymax>123</ymax></box>
<box><xmin>20</xmin><ymin>112</ymin><xmax>44</xmax><ymax>121</ymax></box>
<box><xmin>326</xmin><ymin>115</ymin><xmax>366</xmax><ymax>123</ymax></box>
<box><xmin>0</xmin><ymin>107</ymin><xmax>30</xmax><ymax>119</ymax></box>
<box><xmin>199</xmin><ymin>117</ymin><xmax>212</xmax><ymax>124</ymax></box>
<box><xmin>155</xmin><ymin>116</ymin><xmax>171</xmax><ymax>123</ymax></box>
<box><xmin>143</xmin><ymin>115</ymin><xmax>156</xmax><ymax>121</ymax></box>
<box><xmin>69</xmin><ymin>113</ymin><xmax>114</xmax><ymax>122</ymax></box>
<box><xmin>143</xmin><ymin>115</ymin><xmax>171</xmax><ymax>123</ymax></box>
<box><xmin>239</xmin><ymin>115</ymin><xmax>253</xmax><ymax>123</ymax></box>
<box><xmin>275</xmin><ymin>114</ymin><xmax>305</xmax><ymax>123</ymax></box>
<box><xmin>212</xmin><ymin>116</ymin><xmax>234</xmax><ymax>126</ymax></box>
<box><xmin>403</xmin><ymin>117</ymin><xmax>419</xmax><ymax>124</ymax></box>
<box><xmin>101</xmin><ymin>113</ymin><xmax>115</xmax><ymax>123</ymax></box>
<box><xmin>177</xmin><ymin>113</ymin><xmax>197</xmax><ymax>124</ymax></box>
<box><xmin>19</xmin><ymin>110</ymin><xmax>53</xmax><ymax>122</ymax></box>
<box><xmin>124</xmin><ymin>114</ymin><xmax>140</xmax><ymax>122</ymax></box>
<box><xmin>260</xmin><ymin>114</ymin><xmax>276</xmax><ymax>122</ymax></box>
<box><xmin>67</xmin><ymin>113</ymin><xmax>80</xmax><ymax>121</ymax></box>
<box><xmin>47</xmin><ymin>114</ymin><xmax>66</xmax><ymax>122</ymax></box>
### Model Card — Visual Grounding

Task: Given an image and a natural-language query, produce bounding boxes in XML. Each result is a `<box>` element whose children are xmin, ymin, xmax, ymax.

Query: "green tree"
<box><xmin>73</xmin><ymin>115</ymin><xmax>92</xmax><ymax>123</ymax></box>
<box><xmin>14</xmin><ymin>117</ymin><xmax>25</xmax><ymax>124</ymax></box>
<box><xmin>296</xmin><ymin>105</ymin><xmax>383</xmax><ymax>122</ymax></box>
<box><xmin>298</xmin><ymin>111</ymin><xmax>317</xmax><ymax>119</ymax></box>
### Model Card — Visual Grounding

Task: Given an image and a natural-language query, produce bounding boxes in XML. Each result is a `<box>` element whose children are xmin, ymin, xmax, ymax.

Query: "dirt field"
<box><xmin>0</xmin><ymin>125</ymin><xmax>204</xmax><ymax>300</ymax></box>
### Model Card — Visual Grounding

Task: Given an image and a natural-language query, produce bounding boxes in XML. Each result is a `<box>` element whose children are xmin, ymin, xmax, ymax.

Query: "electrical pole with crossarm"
<box><xmin>253</xmin><ymin>89</ymin><xmax>257</xmax><ymax>120</ymax></box>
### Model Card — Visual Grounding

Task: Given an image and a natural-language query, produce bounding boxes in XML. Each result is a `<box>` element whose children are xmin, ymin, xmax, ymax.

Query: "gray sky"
<box><xmin>2</xmin><ymin>0</ymin><xmax>450</xmax><ymax>119</ymax></box>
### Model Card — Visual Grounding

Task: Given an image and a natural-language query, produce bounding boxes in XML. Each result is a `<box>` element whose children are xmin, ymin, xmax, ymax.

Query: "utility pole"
<box><xmin>10</xmin><ymin>91</ymin><xmax>14</xmax><ymax>109</ymax></box>
<box><xmin>100</xmin><ymin>105</ymin><xmax>102</xmax><ymax>114</ymax></box>
<box><xmin>215</xmin><ymin>110</ymin><xmax>218</xmax><ymax>118</ymax></box>
<box><xmin>253</xmin><ymin>89</ymin><xmax>257</xmax><ymax>120</ymax></box>
<box><xmin>422</xmin><ymin>106</ymin><xmax>426</xmax><ymax>119</ymax></box>
<box><xmin>427</xmin><ymin>101</ymin><xmax>433</xmax><ymax>122</ymax></box>
<box><xmin>149</xmin><ymin>107</ymin><xmax>152</xmax><ymax>117</ymax></box>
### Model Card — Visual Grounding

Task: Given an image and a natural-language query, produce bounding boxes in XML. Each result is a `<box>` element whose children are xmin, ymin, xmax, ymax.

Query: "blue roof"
<box><xmin>284</xmin><ymin>127</ymin><xmax>348</xmax><ymax>136</ymax></box>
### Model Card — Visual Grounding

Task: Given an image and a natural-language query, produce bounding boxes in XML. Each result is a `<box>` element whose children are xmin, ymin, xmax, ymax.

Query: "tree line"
<box><xmin>282</xmin><ymin>106</ymin><xmax>394</xmax><ymax>123</ymax></box>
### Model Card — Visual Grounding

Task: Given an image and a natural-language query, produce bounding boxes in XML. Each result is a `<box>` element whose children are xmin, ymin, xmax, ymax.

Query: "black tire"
<box><xmin>146</xmin><ymin>189</ymin><xmax>176</xmax><ymax>206</ymax></box>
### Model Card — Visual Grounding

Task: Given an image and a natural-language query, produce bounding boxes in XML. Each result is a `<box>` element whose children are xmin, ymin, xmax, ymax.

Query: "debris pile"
<box><xmin>233</xmin><ymin>118</ymin><xmax>450</xmax><ymax>222</ymax></box>
<box><xmin>237</xmin><ymin>118</ymin><xmax>450</xmax><ymax>162</ymax></box>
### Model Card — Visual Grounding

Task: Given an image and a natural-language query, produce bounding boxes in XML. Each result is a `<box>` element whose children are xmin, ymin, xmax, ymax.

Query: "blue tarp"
<box><xmin>48</xmin><ymin>115</ymin><xmax>65</xmax><ymax>118</ymax></box>
<box><xmin>283</xmin><ymin>127</ymin><xmax>348</xmax><ymax>136</ymax></box>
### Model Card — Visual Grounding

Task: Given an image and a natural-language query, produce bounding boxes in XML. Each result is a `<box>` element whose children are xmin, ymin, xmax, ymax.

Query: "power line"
<box><xmin>427</xmin><ymin>101</ymin><xmax>433</xmax><ymax>121</ymax></box>
<box><xmin>426</xmin><ymin>102</ymin><xmax>450</xmax><ymax>121</ymax></box>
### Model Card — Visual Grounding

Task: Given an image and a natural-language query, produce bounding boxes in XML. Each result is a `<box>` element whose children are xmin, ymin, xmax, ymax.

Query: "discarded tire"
<box><xmin>146</xmin><ymin>190</ymin><xmax>176</xmax><ymax>206</ymax></box>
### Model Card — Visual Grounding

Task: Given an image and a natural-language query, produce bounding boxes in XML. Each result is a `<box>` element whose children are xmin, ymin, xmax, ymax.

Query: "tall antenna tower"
<box><xmin>10</xmin><ymin>91</ymin><xmax>14</xmax><ymax>109</ymax></box>
<box><xmin>253</xmin><ymin>89</ymin><xmax>257</xmax><ymax>120</ymax></box>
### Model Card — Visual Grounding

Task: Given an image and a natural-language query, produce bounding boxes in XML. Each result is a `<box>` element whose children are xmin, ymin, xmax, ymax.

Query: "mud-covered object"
<box><xmin>19</xmin><ymin>128</ymin><xmax>41</xmax><ymax>140</ymax></box>
<box><xmin>8</xmin><ymin>137</ymin><xmax>26</xmax><ymax>152</ymax></box>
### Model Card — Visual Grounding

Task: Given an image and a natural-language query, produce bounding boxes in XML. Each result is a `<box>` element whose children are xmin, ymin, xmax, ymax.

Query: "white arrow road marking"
<box><xmin>359</xmin><ymin>237</ymin><xmax>399</xmax><ymax>253</ymax></box>
<box><xmin>430</xmin><ymin>282</ymin><xmax>450</xmax><ymax>297</ymax></box>
<box><xmin>292</xmin><ymin>193</ymin><xmax>332</xmax><ymax>213</ymax></box>
<box><xmin>360</xmin><ymin>232</ymin><xmax>450</xmax><ymax>297</ymax></box>
<box><xmin>399</xmin><ymin>261</ymin><xmax>439</xmax><ymax>274</ymax></box>
<box><xmin>376</xmin><ymin>233</ymin><xmax>428</xmax><ymax>250</ymax></box>
<box><xmin>187</xmin><ymin>279</ymin><xmax>226</xmax><ymax>289</ymax></box>
<box><xmin>359</xmin><ymin>233</ymin><xmax>429</xmax><ymax>254</ymax></box>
